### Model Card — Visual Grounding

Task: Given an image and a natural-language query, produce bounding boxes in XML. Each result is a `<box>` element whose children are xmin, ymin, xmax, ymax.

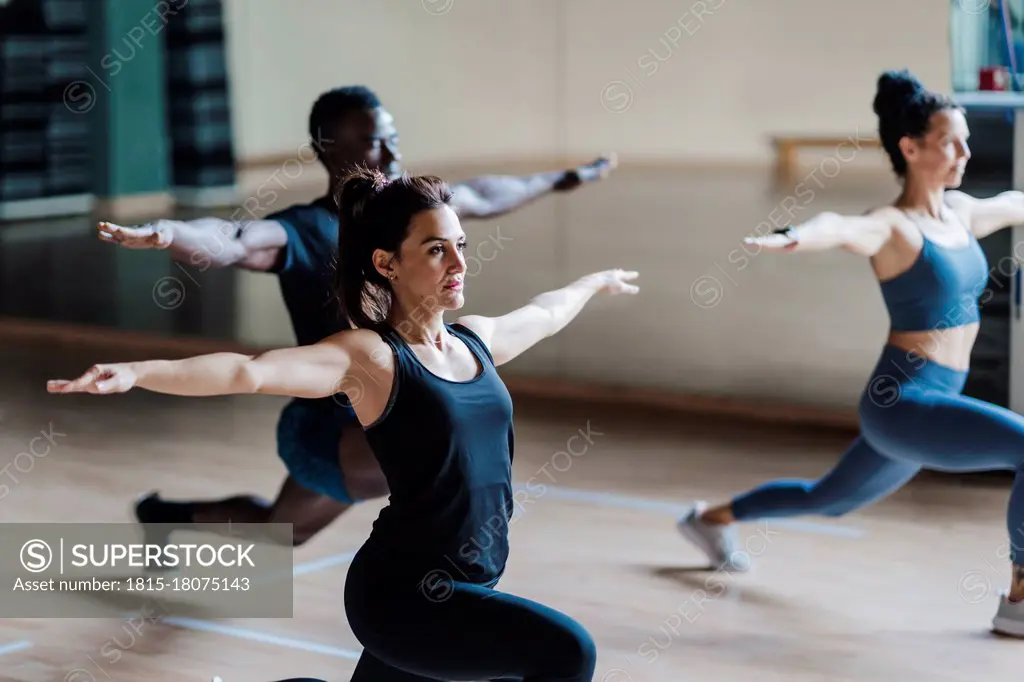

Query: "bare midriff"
<box><xmin>887</xmin><ymin>323</ymin><xmax>979</xmax><ymax>372</ymax></box>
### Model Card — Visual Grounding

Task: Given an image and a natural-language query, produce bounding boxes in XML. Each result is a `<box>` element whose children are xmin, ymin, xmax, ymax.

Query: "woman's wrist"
<box><xmin>772</xmin><ymin>225</ymin><xmax>799</xmax><ymax>249</ymax></box>
<box><xmin>125</xmin><ymin>360</ymin><xmax>166</xmax><ymax>386</ymax></box>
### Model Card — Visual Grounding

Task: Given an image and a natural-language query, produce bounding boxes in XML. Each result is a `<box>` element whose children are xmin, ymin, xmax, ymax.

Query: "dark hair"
<box><xmin>873</xmin><ymin>69</ymin><xmax>961</xmax><ymax>177</ymax></box>
<box><xmin>308</xmin><ymin>85</ymin><xmax>382</xmax><ymax>160</ymax></box>
<box><xmin>334</xmin><ymin>166</ymin><xmax>454</xmax><ymax>332</ymax></box>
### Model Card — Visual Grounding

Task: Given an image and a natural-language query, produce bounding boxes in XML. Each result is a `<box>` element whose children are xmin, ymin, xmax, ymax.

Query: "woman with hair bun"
<box><xmin>48</xmin><ymin>167</ymin><xmax>640</xmax><ymax>680</ymax></box>
<box><xmin>677</xmin><ymin>68</ymin><xmax>1024</xmax><ymax>637</ymax></box>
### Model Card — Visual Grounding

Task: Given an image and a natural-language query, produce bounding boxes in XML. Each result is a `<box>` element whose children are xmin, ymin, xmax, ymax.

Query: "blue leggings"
<box><xmin>344</xmin><ymin>547</ymin><xmax>597</xmax><ymax>681</ymax></box>
<box><xmin>732</xmin><ymin>345</ymin><xmax>1024</xmax><ymax>563</ymax></box>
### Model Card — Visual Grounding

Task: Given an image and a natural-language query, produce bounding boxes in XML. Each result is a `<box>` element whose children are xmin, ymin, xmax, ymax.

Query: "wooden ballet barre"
<box><xmin>772</xmin><ymin>134</ymin><xmax>881</xmax><ymax>183</ymax></box>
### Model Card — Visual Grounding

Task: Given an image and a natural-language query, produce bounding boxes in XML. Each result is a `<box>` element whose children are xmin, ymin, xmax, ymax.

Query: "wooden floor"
<box><xmin>0</xmin><ymin>338</ymin><xmax>1019</xmax><ymax>682</ymax></box>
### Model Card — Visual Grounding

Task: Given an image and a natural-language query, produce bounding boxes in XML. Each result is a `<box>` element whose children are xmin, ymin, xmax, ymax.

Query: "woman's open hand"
<box><xmin>580</xmin><ymin>269</ymin><xmax>640</xmax><ymax>295</ymax></box>
<box><xmin>48</xmin><ymin>364</ymin><xmax>138</xmax><ymax>395</ymax></box>
<box><xmin>743</xmin><ymin>232</ymin><xmax>798</xmax><ymax>251</ymax></box>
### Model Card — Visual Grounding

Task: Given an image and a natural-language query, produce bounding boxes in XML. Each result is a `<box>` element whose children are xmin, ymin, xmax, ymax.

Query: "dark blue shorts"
<box><xmin>276</xmin><ymin>398</ymin><xmax>359</xmax><ymax>504</ymax></box>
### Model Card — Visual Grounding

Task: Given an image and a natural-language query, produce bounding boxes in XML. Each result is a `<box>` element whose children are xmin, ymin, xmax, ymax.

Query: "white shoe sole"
<box><xmin>676</xmin><ymin>515</ymin><xmax>750</xmax><ymax>573</ymax></box>
<box><xmin>993</xmin><ymin>616</ymin><xmax>1024</xmax><ymax>638</ymax></box>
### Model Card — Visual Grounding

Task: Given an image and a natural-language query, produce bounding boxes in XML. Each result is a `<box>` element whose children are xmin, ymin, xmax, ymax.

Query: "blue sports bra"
<box><xmin>878</xmin><ymin>213</ymin><xmax>989</xmax><ymax>332</ymax></box>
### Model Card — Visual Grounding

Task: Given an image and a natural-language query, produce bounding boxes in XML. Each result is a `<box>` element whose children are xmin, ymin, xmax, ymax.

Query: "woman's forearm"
<box><xmin>750</xmin><ymin>212</ymin><xmax>872</xmax><ymax>252</ymax></box>
<box><xmin>529</xmin><ymin>277</ymin><xmax>601</xmax><ymax>337</ymax></box>
<box><xmin>784</xmin><ymin>212</ymin><xmax>849</xmax><ymax>251</ymax></box>
<box><xmin>128</xmin><ymin>353</ymin><xmax>258</xmax><ymax>396</ymax></box>
<box><xmin>51</xmin><ymin>337</ymin><xmax>357</xmax><ymax>399</ymax></box>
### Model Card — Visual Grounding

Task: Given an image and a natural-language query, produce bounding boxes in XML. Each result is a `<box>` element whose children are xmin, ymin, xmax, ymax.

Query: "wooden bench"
<box><xmin>772</xmin><ymin>135</ymin><xmax>882</xmax><ymax>183</ymax></box>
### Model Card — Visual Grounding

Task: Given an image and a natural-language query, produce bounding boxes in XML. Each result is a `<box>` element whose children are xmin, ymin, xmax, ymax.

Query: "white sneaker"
<box><xmin>992</xmin><ymin>593</ymin><xmax>1024</xmax><ymax>637</ymax></box>
<box><xmin>676</xmin><ymin>501</ymin><xmax>750</xmax><ymax>572</ymax></box>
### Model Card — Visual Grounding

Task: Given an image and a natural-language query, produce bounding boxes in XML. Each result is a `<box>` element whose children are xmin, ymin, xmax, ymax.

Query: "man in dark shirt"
<box><xmin>99</xmin><ymin>85</ymin><xmax>616</xmax><ymax>546</ymax></box>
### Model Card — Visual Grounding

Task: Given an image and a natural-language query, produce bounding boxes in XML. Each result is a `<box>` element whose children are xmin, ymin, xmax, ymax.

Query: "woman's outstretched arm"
<box><xmin>47</xmin><ymin>329</ymin><xmax>380</xmax><ymax>399</ymax></box>
<box><xmin>745</xmin><ymin>208</ymin><xmax>896</xmax><ymax>256</ymax></box>
<box><xmin>456</xmin><ymin>269</ymin><xmax>639</xmax><ymax>366</ymax></box>
<box><xmin>945</xmin><ymin>190</ymin><xmax>1024</xmax><ymax>239</ymax></box>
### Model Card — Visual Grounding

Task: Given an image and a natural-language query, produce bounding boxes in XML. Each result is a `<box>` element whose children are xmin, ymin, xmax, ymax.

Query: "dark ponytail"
<box><xmin>333</xmin><ymin>166</ymin><xmax>453</xmax><ymax>332</ymax></box>
<box><xmin>873</xmin><ymin>69</ymin><xmax>960</xmax><ymax>177</ymax></box>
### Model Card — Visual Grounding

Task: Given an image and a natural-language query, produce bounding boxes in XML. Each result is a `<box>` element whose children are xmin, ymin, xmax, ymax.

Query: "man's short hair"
<box><xmin>308</xmin><ymin>85</ymin><xmax>382</xmax><ymax>155</ymax></box>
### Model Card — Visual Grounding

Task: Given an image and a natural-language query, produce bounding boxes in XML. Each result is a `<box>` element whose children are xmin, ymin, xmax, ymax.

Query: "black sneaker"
<box><xmin>133</xmin><ymin>491</ymin><xmax>193</xmax><ymax>573</ymax></box>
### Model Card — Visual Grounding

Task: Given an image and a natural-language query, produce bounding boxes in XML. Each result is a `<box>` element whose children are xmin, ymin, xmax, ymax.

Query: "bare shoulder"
<box><xmin>943</xmin><ymin>189</ymin><xmax>975</xmax><ymax>210</ymax></box>
<box><xmin>942</xmin><ymin>189</ymin><xmax>979</xmax><ymax>227</ymax></box>
<box><xmin>831</xmin><ymin>206</ymin><xmax>900</xmax><ymax>256</ymax></box>
<box><xmin>321</xmin><ymin>328</ymin><xmax>393</xmax><ymax>371</ymax></box>
<box><xmin>867</xmin><ymin>205</ymin><xmax>920</xmax><ymax>245</ymax></box>
<box><xmin>862</xmin><ymin>205</ymin><xmax>906</xmax><ymax>240</ymax></box>
<box><xmin>326</xmin><ymin>327</ymin><xmax>380</xmax><ymax>346</ymax></box>
<box><xmin>862</xmin><ymin>205</ymin><xmax>904</xmax><ymax>224</ymax></box>
<box><xmin>453</xmin><ymin>315</ymin><xmax>496</xmax><ymax>344</ymax></box>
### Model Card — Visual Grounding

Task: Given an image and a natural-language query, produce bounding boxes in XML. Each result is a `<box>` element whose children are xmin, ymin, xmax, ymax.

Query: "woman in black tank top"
<box><xmin>48</xmin><ymin>167</ymin><xmax>639</xmax><ymax>681</ymax></box>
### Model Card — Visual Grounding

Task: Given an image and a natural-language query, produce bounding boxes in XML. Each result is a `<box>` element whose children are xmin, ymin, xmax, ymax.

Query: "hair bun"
<box><xmin>873</xmin><ymin>69</ymin><xmax>925</xmax><ymax>118</ymax></box>
<box><xmin>335</xmin><ymin>166</ymin><xmax>389</xmax><ymax>222</ymax></box>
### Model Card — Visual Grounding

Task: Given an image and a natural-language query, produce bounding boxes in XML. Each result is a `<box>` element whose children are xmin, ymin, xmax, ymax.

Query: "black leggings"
<box><xmin>344</xmin><ymin>549</ymin><xmax>597</xmax><ymax>681</ymax></box>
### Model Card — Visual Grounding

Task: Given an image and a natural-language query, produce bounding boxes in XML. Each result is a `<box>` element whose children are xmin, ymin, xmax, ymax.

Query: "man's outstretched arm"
<box><xmin>450</xmin><ymin>154</ymin><xmax>617</xmax><ymax>220</ymax></box>
<box><xmin>97</xmin><ymin>217</ymin><xmax>289</xmax><ymax>272</ymax></box>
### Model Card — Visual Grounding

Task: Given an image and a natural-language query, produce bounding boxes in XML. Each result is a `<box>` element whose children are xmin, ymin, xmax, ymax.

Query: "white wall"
<box><xmin>222</xmin><ymin>1</ymin><xmax>954</xmax><ymax>411</ymax></box>
<box><xmin>222</xmin><ymin>0</ymin><xmax>951</xmax><ymax>164</ymax></box>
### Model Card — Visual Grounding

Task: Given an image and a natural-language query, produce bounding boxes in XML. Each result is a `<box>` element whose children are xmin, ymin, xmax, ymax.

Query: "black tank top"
<box><xmin>361</xmin><ymin>322</ymin><xmax>515</xmax><ymax>584</ymax></box>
